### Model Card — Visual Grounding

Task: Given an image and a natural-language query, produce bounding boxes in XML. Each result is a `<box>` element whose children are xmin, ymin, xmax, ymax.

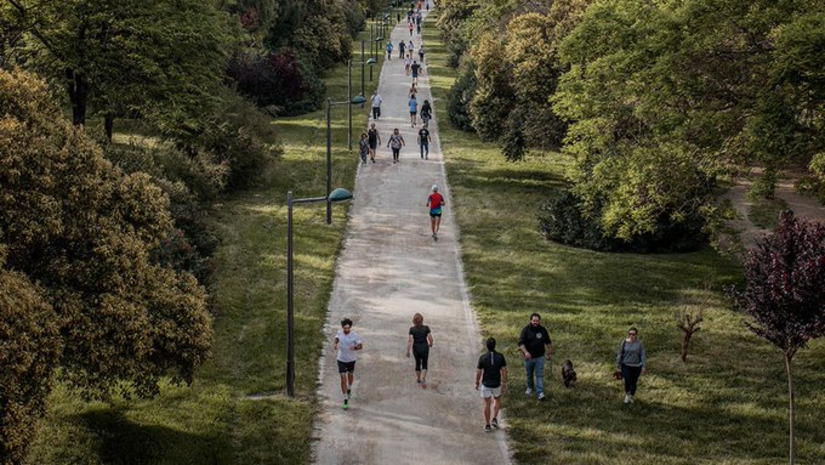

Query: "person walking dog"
<box><xmin>616</xmin><ymin>327</ymin><xmax>646</xmax><ymax>403</ymax></box>
<box><xmin>517</xmin><ymin>313</ymin><xmax>553</xmax><ymax>401</ymax></box>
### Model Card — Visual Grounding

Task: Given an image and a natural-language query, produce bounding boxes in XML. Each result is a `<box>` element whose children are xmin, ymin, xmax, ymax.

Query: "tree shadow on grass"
<box><xmin>77</xmin><ymin>406</ymin><xmax>231</xmax><ymax>465</ymax></box>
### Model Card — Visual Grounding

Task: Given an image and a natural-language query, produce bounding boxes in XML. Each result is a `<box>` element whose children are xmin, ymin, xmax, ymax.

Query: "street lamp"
<box><xmin>326</xmin><ymin>95</ymin><xmax>367</xmax><ymax>224</ymax></box>
<box><xmin>286</xmin><ymin>187</ymin><xmax>353</xmax><ymax>397</ymax></box>
<box><xmin>353</xmin><ymin>41</ymin><xmax>378</xmax><ymax>95</ymax></box>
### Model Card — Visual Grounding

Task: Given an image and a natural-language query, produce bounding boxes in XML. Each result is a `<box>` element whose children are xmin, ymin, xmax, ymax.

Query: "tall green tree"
<box><xmin>2</xmin><ymin>0</ymin><xmax>234</xmax><ymax>138</ymax></box>
<box><xmin>554</xmin><ymin>0</ymin><xmax>825</xmax><ymax>241</ymax></box>
<box><xmin>0</xmin><ymin>68</ymin><xmax>212</xmax><ymax>462</ymax></box>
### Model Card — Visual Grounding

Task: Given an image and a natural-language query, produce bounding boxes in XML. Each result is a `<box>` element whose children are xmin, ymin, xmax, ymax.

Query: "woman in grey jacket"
<box><xmin>616</xmin><ymin>327</ymin><xmax>646</xmax><ymax>403</ymax></box>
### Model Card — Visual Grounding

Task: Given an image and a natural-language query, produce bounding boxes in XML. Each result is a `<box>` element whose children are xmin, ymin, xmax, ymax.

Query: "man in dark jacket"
<box><xmin>518</xmin><ymin>313</ymin><xmax>554</xmax><ymax>401</ymax></box>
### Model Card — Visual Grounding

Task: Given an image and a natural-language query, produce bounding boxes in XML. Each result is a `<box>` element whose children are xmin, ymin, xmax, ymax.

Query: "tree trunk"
<box><xmin>680</xmin><ymin>331</ymin><xmax>692</xmax><ymax>362</ymax></box>
<box><xmin>66</xmin><ymin>68</ymin><xmax>88</xmax><ymax>127</ymax></box>
<box><xmin>104</xmin><ymin>114</ymin><xmax>114</xmax><ymax>142</ymax></box>
<box><xmin>785</xmin><ymin>352</ymin><xmax>796</xmax><ymax>465</ymax></box>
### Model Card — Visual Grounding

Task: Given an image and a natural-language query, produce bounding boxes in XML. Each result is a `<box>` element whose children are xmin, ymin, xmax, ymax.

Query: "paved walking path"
<box><xmin>312</xmin><ymin>10</ymin><xmax>512</xmax><ymax>465</ymax></box>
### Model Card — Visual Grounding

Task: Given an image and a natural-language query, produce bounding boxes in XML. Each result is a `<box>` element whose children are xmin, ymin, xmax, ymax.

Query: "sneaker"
<box><xmin>416</xmin><ymin>379</ymin><xmax>422</xmax><ymax>384</ymax></box>
<box><xmin>433</xmin><ymin>234</ymin><xmax>438</xmax><ymax>241</ymax></box>
<box><xmin>525</xmin><ymin>388</ymin><xmax>532</xmax><ymax>396</ymax></box>
<box><xmin>346</xmin><ymin>389</ymin><xmax>351</xmax><ymax>400</ymax></box>
<box><xmin>421</xmin><ymin>380</ymin><xmax>427</xmax><ymax>389</ymax></box>
<box><xmin>491</xmin><ymin>418</ymin><xmax>499</xmax><ymax>429</ymax></box>
<box><xmin>537</xmin><ymin>392</ymin><xmax>546</xmax><ymax>401</ymax></box>
<box><xmin>484</xmin><ymin>425</ymin><xmax>492</xmax><ymax>433</ymax></box>
<box><xmin>629</xmin><ymin>395</ymin><xmax>635</xmax><ymax>404</ymax></box>
<box><xmin>342</xmin><ymin>400</ymin><xmax>349</xmax><ymax>410</ymax></box>
<box><xmin>624</xmin><ymin>394</ymin><xmax>631</xmax><ymax>404</ymax></box>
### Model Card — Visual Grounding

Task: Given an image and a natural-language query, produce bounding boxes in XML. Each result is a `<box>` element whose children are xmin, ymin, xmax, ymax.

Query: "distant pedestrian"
<box><xmin>359</xmin><ymin>133</ymin><xmax>369</xmax><ymax>164</ymax></box>
<box><xmin>407</xmin><ymin>9</ymin><xmax>413</xmax><ymax>23</ymax></box>
<box><xmin>411</xmin><ymin>60</ymin><xmax>422</xmax><ymax>84</ymax></box>
<box><xmin>367</xmin><ymin>122</ymin><xmax>380</xmax><ymax>163</ymax></box>
<box><xmin>616</xmin><ymin>327</ymin><xmax>646</xmax><ymax>404</ymax></box>
<box><xmin>397</xmin><ymin>11</ymin><xmax>401</xmax><ymax>23</ymax></box>
<box><xmin>408</xmin><ymin>21</ymin><xmax>414</xmax><ymax>36</ymax></box>
<box><xmin>418</xmin><ymin>124</ymin><xmax>431</xmax><ymax>159</ymax></box>
<box><xmin>518</xmin><ymin>313</ymin><xmax>554</xmax><ymax>401</ymax></box>
<box><xmin>426</xmin><ymin>184</ymin><xmax>444</xmax><ymax>240</ymax></box>
<box><xmin>409</xmin><ymin>95</ymin><xmax>418</xmax><ymax>127</ymax></box>
<box><xmin>387</xmin><ymin>128</ymin><xmax>405</xmax><ymax>164</ymax></box>
<box><xmin>406</xmin><ymin>313</ymin><xmax>434</xmax><ymax>387</ymax></box>
<box><xmin>475</xmin><ymin>337</ymin><xmax>507</xmax><ymax>433</ymax></box>
<box><xmin>420</xmin><ymin>99</ymin><xmax>432</xmax><ymax>126</ymax></box>
<box><xmin>399</xmin><ymin>40</ymin><xmax>406</xmax><ymax>59</ymax></box>
<box><xmin>418</xmin><ymin>44</ymin><xmax>425</xmax><ymax>62</ymax></box>
<box><xmin>404</xmin><ymin>55</ymin><xmax>412</xmax><ymax>76</ymax></box>
<box><xmin>371</xmin><ymin>91</ymin><xmax>382</xmax><ymax>120</ymax></box>
<box><xmin>426</xmin><ymin>1</ymin><xmax>430</xmax><ymax>11</ymax></box>
<box><xmin>386</xmin><ymin>41</ymin><xmax>393</xmax><ymax>60</ymax></box>
<box><xmin>408</xmin><ymin>40</ymin><xmax>414</xmax><ymax>55</ymax></box>
<box><xmin>333</xmin><ymin>318</ymin><xmax>363</xmax><ymax>410</ymax></box>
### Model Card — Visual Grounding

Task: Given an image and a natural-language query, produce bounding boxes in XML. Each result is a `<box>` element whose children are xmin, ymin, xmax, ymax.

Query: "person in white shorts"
<box><xmin>333</xmin><ymin>318</ymin><xmax>363</xmax><ymax>410</ymax></box>
<box><xmin>475</xmin><ymin>337</ymin><xmax>508</xmax><ymax>433</ymax></box>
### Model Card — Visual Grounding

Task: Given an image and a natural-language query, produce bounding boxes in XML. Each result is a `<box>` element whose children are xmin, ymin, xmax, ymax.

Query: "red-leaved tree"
<box><xmin>731</xmin><ymin>211</ymin><xmax>825</xmax><ymax>465</ymax></box>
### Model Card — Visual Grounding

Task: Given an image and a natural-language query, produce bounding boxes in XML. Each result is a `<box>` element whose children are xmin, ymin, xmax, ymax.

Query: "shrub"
<box><xmin>539</xmin><ymin>190</ymin><xmax>706</xmax><ymax>253</ymax></box>
<box><xmin>501</xmin><ymin>108</ymin><xmax>527</xmax><ymax>162</ymax></box>
<box><xmin>227</xmin><ymin>48</ymin><xmax>325</xmax><ymax>116</ymax></box>
<box><xmin>447</xmin><ymin>62</ymin><xmax>477</xmax><ymax>132</ymax></box>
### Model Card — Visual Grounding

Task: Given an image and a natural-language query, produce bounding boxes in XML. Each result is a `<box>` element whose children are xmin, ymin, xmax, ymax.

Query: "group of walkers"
<box><xmin>334</xmin><ymin>312</ymin><xmax>648</xmax><ymax>432</ymax></box>
<box><xmin>360</xmin><ymin>8</ymin><xmax>433</xmax><ymax>170</ymax></box>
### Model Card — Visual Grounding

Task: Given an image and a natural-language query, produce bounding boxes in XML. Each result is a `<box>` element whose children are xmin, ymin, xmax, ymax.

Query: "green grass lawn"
<box><xmin>25</xmin><ymin>29</ymin><xmax>384</xmax><ymax>465</ymax></box>
<box><xmin>424</xmin><ymin>14</ymin><xmax>825</xmax><ymax>465</ymax></box>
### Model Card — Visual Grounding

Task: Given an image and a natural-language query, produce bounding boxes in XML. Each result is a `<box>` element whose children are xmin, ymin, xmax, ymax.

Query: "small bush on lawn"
<box><xmin>539</xmin><ymin>190</ymin><xmax>707</xmax><ymax>253</ymax></box>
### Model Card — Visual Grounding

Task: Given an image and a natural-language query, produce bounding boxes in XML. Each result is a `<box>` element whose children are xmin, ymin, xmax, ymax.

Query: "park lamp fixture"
<box><xmin>326</xmin><ymin>96</ymin><xmax>365</xmax><ymax>224</ymax></box>
<box><xmin>286</xmin><ymin>187</ymin><xmax>353</xmax><ymax>397</ymax></box>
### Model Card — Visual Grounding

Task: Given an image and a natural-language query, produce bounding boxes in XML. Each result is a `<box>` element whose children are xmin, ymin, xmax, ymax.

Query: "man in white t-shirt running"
<box><xmin>333</xmin><ymin>317</ymin><xmax>363</xmax><ymax>410</ymax></box>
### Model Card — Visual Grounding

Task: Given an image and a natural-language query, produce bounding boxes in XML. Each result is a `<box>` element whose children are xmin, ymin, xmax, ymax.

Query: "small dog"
<box><xmin>561</xmin><ymin>359</ymin><xmax>577</xmax><ymax>388</ymax></box>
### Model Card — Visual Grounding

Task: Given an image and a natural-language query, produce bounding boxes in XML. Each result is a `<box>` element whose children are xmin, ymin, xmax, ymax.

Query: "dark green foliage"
<box><xmin>501</xmin><ymin>108</ymin><xmax>527</xmax><ymax>162</ymax></box>
<box><xmin>447</xmin><ymin>63</ymin><xmax>477</xmax><ymax>132</ymax></box>
<box><xmin>163</xmin><ymin>89</ymin><xmax>281</xmax><ymax>198</ymax></box>
<box><xmin>539</xmin><ymin>190</ymin><xmax>706</xmax><ymax>253</ymax></box>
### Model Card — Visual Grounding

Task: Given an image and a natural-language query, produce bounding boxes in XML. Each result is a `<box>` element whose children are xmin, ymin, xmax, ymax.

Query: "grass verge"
<box><xmin>25</xmin><ymin>30</ymin><xmax>384</xmax><ymax>465</ymax></box>
<box><xmin>424</xmin><ymin>13</ymin><xmax>825</xmax><ymax>465</ymax></box>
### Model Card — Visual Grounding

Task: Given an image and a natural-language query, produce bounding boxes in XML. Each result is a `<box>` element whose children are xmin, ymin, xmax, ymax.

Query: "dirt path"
<box><xmin>310</xmin><ymin>10</ymin><xmax>512</xmax><ymax>465</ymax></box>
<box><xmin>722</xmin><ymin>175</ymin><xmax>825</xmax><ymax>250</ymax></box>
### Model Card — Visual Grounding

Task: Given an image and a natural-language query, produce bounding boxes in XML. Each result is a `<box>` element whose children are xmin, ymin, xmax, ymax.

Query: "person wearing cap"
<box><xmin>475</xmin><ymin>337</ymin><xmax>507</xmax><ymax>433</ymax></box>
<box><xmin>426</xmin><ymin>184</ymin><xmax>445</xmax><ymax>241</ymax></box>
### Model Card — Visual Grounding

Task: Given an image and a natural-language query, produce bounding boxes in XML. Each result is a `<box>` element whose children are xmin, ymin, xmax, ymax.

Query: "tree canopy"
<box><xmin>0</xmin><ymin>67</ymin><xmax>213</xmax><ymax>462</ymax></box>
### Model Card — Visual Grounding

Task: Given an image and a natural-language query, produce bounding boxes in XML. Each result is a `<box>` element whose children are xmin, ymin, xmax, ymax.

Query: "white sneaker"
<box><xmin>525</xmin><ymin>388</ymin><xmax>532</xmax><ymax>395</ymax></box>
<box><xmin>629</xmin><ymin>395</ymin><xmax>634</xmax><ymax>403</ymax></box>
<box><xmin>624</xmin><ymin>394</ymin><xmax>631</xmax><ymax>404</ymax></box>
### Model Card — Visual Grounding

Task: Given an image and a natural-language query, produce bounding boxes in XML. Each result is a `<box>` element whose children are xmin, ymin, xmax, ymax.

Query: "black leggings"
<box><xmin>621</xmin><ymin>364</ymin><xmax>642</xmax><ymax>395</ymax></box>
<box><xmin>413</xmin><ymin>345</ymin><xmax>429</xmax><ymax>371</ymax></box>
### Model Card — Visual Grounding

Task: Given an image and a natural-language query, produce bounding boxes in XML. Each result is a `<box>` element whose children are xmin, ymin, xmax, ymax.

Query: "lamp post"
<box><xmin>286</xmin><ymin>188</ymin><xmax>353</xmax><ymax>397</ymax></box>
<box><xmin>326</xmin><ymin>95</ymin><xmax>367</xmax><ymax>224</ymax></box>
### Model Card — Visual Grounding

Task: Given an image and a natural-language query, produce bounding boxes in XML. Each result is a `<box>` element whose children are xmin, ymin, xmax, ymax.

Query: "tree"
<box><xmin>0</xmin><ymin>256</ymin><xmax>61</xmax><ymax>465</ymax></box>
<box><xmin>469</xmin><ymin>33</ymin><xmax>513</xmax><ymax>141</ymax></box>
<box><xmin>731</xmin><ymin>212</ymin><xmax>825</xmax><ymax>465</ymax></box>
<box><xmin>2</xmin><ymin>0</ymin><xmax>233</xmax><ymax>138</ymax></box>
<box><xmin>0</xmin><ymin>68</ymin><xmax>212</xmax><ymax>460</ymax></box>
